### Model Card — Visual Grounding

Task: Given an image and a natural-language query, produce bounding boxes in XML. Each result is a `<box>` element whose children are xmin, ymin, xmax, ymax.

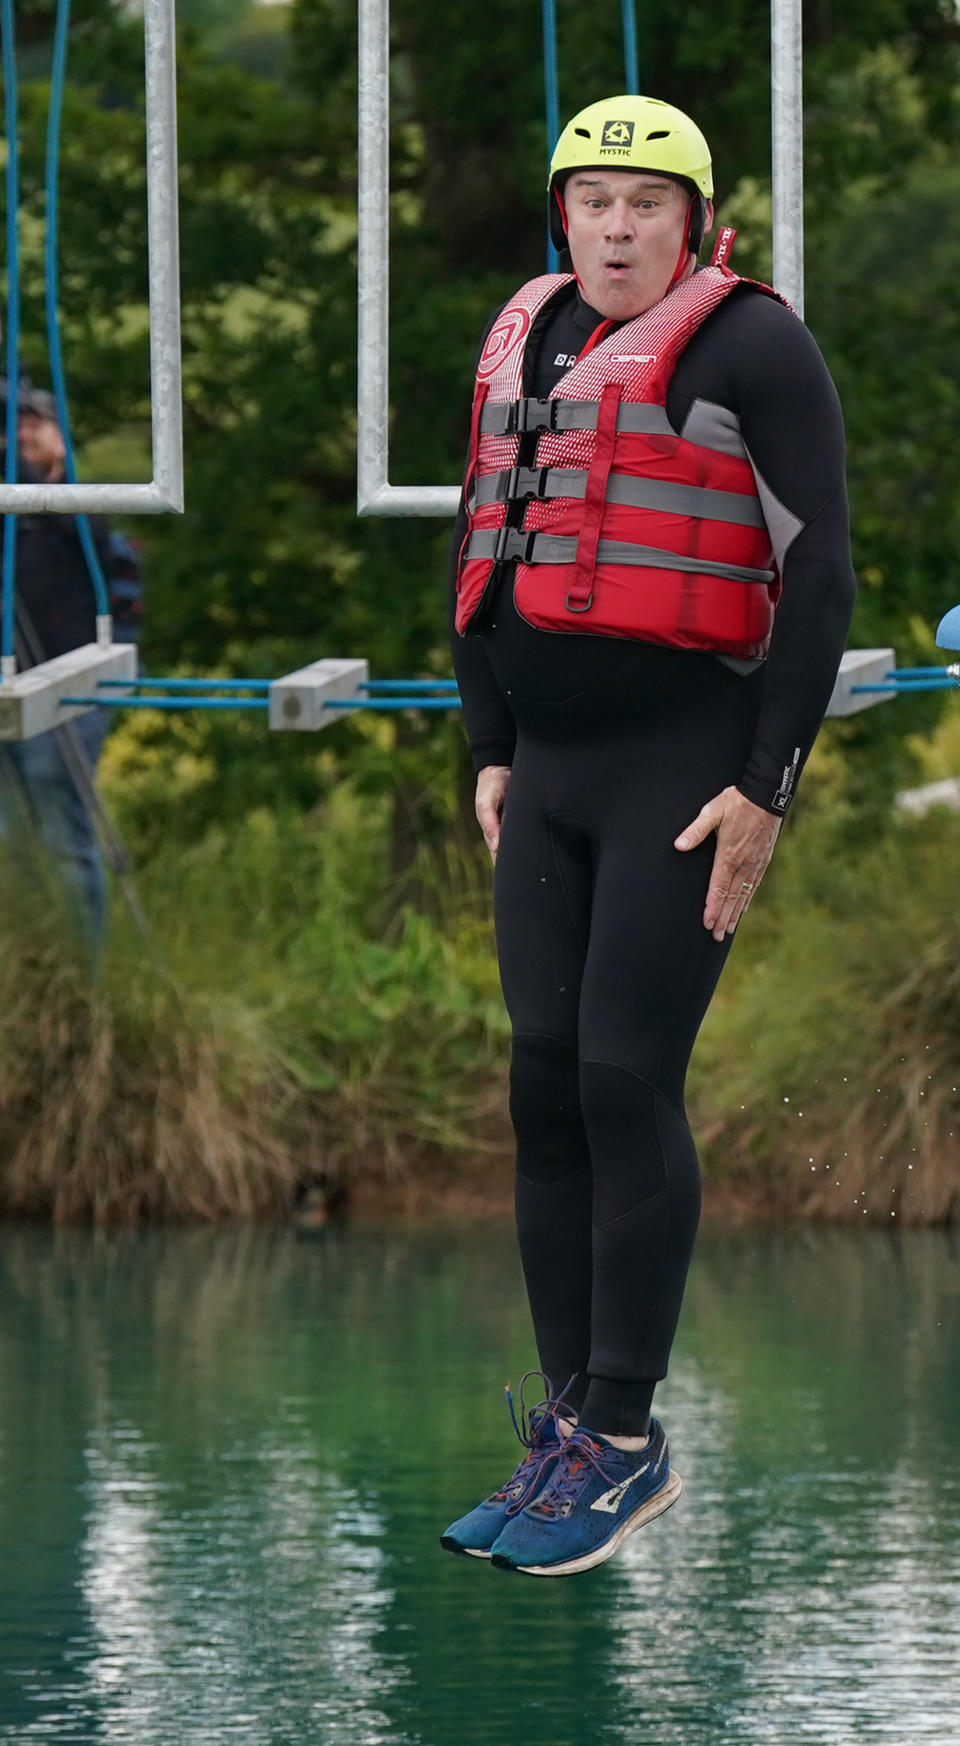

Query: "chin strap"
<box><xmin>667</xmin><ymin>197</ymin><xmax>696</xmax><ymax>288</ymax></box>
<box><xmin>553</xmin><ymin>186</ymin><xmax>584</xmax><ymax>288</ymax></box>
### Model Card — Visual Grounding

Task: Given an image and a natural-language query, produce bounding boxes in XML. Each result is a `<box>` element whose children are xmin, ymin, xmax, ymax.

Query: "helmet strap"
<box><xmin>552</xmin><ymin>185</ymin><xmax>585</xmax><ymax>289</ymax></box>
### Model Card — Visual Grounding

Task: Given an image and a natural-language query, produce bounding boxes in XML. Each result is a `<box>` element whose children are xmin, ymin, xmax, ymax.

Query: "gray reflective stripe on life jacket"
<box><xmin>465</xmin><ymin>526</ymin><xmax>776</xmax><ymax>584</ymax></box>
<box><xmin>472</xmin><ymin>467</ymin><xmax>766</xmax><ymax>528</ymax></box>
<box><xmin>478</xmin><ymin>397</ymin><xmax>675</xmax><ymax>438</ymax></box>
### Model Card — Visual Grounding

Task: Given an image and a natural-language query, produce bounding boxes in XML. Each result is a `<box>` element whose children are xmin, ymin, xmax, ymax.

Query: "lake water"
<box><xmin>0</xmin><ymin>1219</ymin><xmax>958</xmax><ymax>1745</ymax></box>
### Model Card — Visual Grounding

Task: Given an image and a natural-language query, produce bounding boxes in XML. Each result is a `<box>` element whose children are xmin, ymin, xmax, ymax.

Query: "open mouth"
<box><xmin>603</xmin><ymin>261</ymin><xmax>631</xmax><ymax>274</ymax></box>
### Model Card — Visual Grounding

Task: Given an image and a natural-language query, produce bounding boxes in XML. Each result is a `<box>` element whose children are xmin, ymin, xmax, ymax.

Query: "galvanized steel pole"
<box><xmin>144</xmin><ymin>0</ymin><xmax>184</xmax><ymax>513</ymax></box>
<box><xmin>771</xmin><ymin>0</ymin><xmax>804</xmax><ymax>317</ymax></box>
<box><xmin>356</xmin><ymin>0</ymin><xmax>459</xmax><ymax>515</ymax></box>
<box><xmin>0</xmin><ymin>0</ymin><xmax>183</xmax><ymax>515</ymax></box>
<box><xmin>356</xmin><ymin>0</ymin><xmax>389</xmax><ymax>514</ymax></box>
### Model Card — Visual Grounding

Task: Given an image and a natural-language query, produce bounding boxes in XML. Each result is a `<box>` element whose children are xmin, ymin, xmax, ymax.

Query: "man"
<box><xmin>0</xmin><ymin>380</ymin><xmax>142</xmax><ymax>947</ymax></box>
<box><xmin>440</xmin><ymin>96</ymin><xmax>856</xmax><ymax>1577</ymax></box>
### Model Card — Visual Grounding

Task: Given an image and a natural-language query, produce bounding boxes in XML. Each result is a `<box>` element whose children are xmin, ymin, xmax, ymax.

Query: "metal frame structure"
<box><xmin>357</xmin><ymin>0</ymin><xmax>805</xmax><ymax>517</ymax></box>
<box><xmin>0</xmin><ymin>0</ymin><xmax>182</xmax><ymax>514</ymax></box>
<box><xmin>771</xmin><ymin>0</ymin><xmax>803</xmax><ymax>317</ymax></box>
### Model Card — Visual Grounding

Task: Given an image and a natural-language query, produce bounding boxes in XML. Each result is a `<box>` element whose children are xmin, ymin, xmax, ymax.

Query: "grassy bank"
<box><xmin>0</xmin><ymin>787</ymin><xmax>511</xmax><ymax>1225</ymax></box>
<box><xmin>692</xmin><ymin>805</ymin><xmax>960</xmax><ymax>1226</ymax></box>
<box><xmin>0</xmin><ymin>777</ymin><xmax>957</xmax><ymax>1226</ymax></box>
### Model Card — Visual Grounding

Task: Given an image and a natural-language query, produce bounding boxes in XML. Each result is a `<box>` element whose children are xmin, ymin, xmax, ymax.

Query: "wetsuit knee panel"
<box><xmin>579</xmin><ymin>1059</ymin><xmax>699</xmax><ymax>1225</ymax></box>
<box><xmin>510</xmin><ymin>1032</ymin><xmax>590</xmax><ymax>1183</ymax></box>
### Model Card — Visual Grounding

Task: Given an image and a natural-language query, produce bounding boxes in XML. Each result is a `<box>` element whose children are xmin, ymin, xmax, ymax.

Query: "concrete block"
<box><xmin>269</xmin><ymin>658</ymin><xmax>369</xmax><ymax>731</ymax></box>
<box><xmin>0</xmin><ymin>643</ymin><xmax>137</xmax><ymax>742</ymax></box>
<box><xmin>825</xmin><ymin>648</ymin><xmax>896</xmax><ymax>718</ymax></box>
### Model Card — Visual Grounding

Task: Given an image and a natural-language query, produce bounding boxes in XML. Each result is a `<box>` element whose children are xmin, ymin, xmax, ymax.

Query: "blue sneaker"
<box><xmin>489</xmin><ymin>1417</ymin><xmax>681</xmax><ymax>1576</ymax></box>
<box><xmin>439</xmin><ymin>1372</ymin><xmax>572</xmax><ymax>1560</ymax></box>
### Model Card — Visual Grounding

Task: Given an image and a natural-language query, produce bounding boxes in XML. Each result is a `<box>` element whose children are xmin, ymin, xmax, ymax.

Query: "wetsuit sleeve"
<box><xmin>447</xmin><ymin>496</ymin><xmax>517</xmax><ymax>772</ymax></box>
<box><xmin>447</xmin><ymin>307</ymin><xmax>518</xmax><ymax>774</ymax></box>
<box><xmin>723</xmin><ymin>294</ymin><xmax>857</xmax><ymax>815</ymax></box>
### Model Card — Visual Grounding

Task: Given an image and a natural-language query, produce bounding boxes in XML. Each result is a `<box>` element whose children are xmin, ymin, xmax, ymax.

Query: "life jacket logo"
<box><xmin>601</xmin><ymin>119</ymin><xmax>635</xmax><ymax>151</ymax></box>
<box><xmin>710</xmin><ymin>225</ymin><xmax>737</xmax><ymax>268</ymax></box>
<box><xmin>477</xmin><ymin>306</ymin><xmax>531</xmax><ymax>381</ymax></box>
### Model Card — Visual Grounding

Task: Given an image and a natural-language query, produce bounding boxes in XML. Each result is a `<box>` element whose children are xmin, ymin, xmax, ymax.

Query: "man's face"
<box><xmin>17</xmin><ymin>412</ymin><xmax>66</xmax><ymax>480</ymax></box>
<box><xmin>562</xmin><ymin>169</ymin><xmax>712</xmax><ymax>318</ymax></box>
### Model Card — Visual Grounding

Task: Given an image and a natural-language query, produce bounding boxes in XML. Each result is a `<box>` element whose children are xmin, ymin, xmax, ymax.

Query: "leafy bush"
<box><xmin>693</xmin><ymin>803</ymin><xmax>960</xmax><ymax>1226</ymax></box>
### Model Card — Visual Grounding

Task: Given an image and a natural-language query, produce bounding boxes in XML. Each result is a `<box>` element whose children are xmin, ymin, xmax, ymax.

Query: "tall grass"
<box><xmin>692</xmin><ymin>806</ymin><xmax>960</xmax><ymax>1226</ymax></box>
<box><xmin>0</xmin><ymin>777</ymin><xmax>957</xmax><ymax>1226</ymax></box>
<box><xmin>0</xmin><ymin>788</ymin><xmax>510</xmax><ymax>1225</ymax></box>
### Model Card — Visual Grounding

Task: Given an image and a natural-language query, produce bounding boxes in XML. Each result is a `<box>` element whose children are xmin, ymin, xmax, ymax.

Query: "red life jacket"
<box><xmin>455</xmin><ymin>266</ymin><xmax>790</xmax><ymax>659</ymax></box>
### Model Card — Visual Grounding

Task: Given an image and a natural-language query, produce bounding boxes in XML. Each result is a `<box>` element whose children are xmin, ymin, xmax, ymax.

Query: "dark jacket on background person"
<box><xmin>11</xmin><ymin>458</ymin><xmax>143</xmax><ymax>667</ymax></box>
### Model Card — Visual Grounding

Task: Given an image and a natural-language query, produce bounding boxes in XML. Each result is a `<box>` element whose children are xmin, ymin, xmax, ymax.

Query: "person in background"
<box><xmin>0</xmin><ymin>377</ymin><xmax>144</xmax><ymax>948</ymax></box>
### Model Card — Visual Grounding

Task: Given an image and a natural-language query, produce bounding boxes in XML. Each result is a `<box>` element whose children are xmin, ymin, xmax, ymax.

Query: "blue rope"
<box><xmin>46</xmin><ymin>0</ymin><xmax>110</xmax><ymax>624</ymax></box>
<box><xmin>852</xmin><ymin>680</ymin><xmax>957</xmax><ymax>694</ymax></box>
<box><xmin>97</xmin><ymin>676</ymin><xmax>273</xmax><ymax>692</ymax></box>
<box><xmin>61</xmin><ymin>695</ymin><xmax>271</xmax><ymax>710</ymax></box>
<box><xmin>361</xmin><ymin>678</ymin><xmax>459</xmax><ymax>691</ymax></box>
<box><xmin>94</xmin><ymin>676</ymin><xmax>461</xmax><ymax>694</ymax></box>
<box><xmin>889</xmin><ymin>667</ymin><xmax>954</xmax><ymax>679</ymax></box>
<box><xmin>542</xmin><ymin>0</ymin><xmax>560</xmax><ymax>272</ymax></box>
<box><xmin>1</xmin><ymin>0</ymin><xmax>19</xmax><ymax>670</ymax></box>
<box><xmin>621</xmin><ymin>0</ymin><xmax>639</xmax><ymax>94</ymax></box>
<box><xmin>60</xmin><ymin>694</ymin><xmax>461</xmax><ymax>712</ymax></box>
<box><xmin>325</xmin><ymin>698</ymin><xmax>460</xmax><ymax>710</ymax></box>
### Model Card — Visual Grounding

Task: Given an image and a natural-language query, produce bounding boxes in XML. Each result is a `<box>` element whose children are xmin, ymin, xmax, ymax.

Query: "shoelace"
<box><xmin>493</xmin><ymin>1368</ymin><xmax>576</xmax><ymax>1508</ymax></box>
<box><xmin>506</xmin><ymin>1426</ymin><xmax>621</xmax><ymax>1520</ymax></box>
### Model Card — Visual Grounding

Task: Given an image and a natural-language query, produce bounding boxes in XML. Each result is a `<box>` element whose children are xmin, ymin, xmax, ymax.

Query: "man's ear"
<box><xmin>704</xmin><ymin>198</ymin><xmax>715</xmax><ymax>235</ymax></box>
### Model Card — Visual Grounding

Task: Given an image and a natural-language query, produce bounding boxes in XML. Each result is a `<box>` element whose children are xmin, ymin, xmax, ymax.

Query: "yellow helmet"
<box><xmin>548</xmin><ymin>94</ymin><xmax>713</xmax><ymax>251</ymax></box>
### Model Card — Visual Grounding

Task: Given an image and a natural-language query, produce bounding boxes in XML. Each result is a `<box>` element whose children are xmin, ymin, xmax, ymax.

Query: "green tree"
<box><xmin>5</xmin><ymin>0</ymin><xmax>960</xmax><ymax>854</ymax></box>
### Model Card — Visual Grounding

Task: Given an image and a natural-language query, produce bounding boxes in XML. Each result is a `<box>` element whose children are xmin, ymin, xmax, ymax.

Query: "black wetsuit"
<box><xmin>449</xmin><ymin>278</ymin><xmax>856</xmax><ymax>1435</ymax></box>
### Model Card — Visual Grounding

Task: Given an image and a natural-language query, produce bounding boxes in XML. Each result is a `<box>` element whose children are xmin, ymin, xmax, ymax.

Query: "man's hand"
<box><xmin>674</xmin><ymin>786</ymin><xmax>782</xmax><ymax>940</ymax></box>
<box><xmin>476</xmin><ymin>765</ymin><xmax>511</xmax><ymax>864</ymax></box>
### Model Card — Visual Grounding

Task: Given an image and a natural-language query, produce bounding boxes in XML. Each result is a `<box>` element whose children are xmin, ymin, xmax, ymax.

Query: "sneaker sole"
<box><xmin>439</xmin><ymin>1536</ymin><xmax>493</xmax><ymax>1559</ymax></box>
<box><xmin>490</xmin><ymin>1468</ymin><xmax>683</xmax><ymax>1577</ymax></box>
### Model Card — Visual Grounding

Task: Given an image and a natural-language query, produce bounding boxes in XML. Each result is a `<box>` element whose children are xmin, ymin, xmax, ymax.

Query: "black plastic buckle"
<box><xmin>503</xmin><ymin>465</ymin><xmax>550</xmax><ymax>503</ymax></box>
<box><xmin>565</xmin><ymin>591</ymin><xmax>594</xmax><ymax>613</ymax></box>
<box><xmin>493</xmin><ymin>526</ymin><xmax>539</xmax><ymax>565</ymax></box>
<box><xmin>509</xmin><ymin>397</ymin><xmax>559</xmax><ymax>435</ymax></box>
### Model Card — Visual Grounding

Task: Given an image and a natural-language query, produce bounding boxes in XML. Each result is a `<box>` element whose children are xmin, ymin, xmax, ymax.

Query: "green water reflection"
<box><xmin>0</xmin><ymin>1220</ymin><xmax>958</xmax><ymax>1745</ymax></box>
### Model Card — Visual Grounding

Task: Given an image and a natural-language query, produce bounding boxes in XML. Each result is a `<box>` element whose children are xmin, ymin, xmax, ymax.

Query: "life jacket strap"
<box><xmin>478</xmin><ymin>398</ymin><xmax>674</xmax><ymax>438</ymax></box>
<box><xmin>567</xmin><ymin>382</ymin><xmax>623</xmax><ymax>613</ymax></box>
<box><xmin>465</xmin><ymin>527</ymin><xmax>775</xmax><ymax>585</ymax></box>
<box><xmin>473</xmin><ymin>467</ymin><xmax>766</xmax><ymax>528</ymax></box>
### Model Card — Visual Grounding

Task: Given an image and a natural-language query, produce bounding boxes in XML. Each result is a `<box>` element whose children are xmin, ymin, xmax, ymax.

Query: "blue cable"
<box><xmin>97</xmin><ymin>676</ymin><xmax>273</xmax><ymax>692</ymax></box>
<box><xmin>622</xmin><ymin>0</ymin><xmax>639</xmax><ymax>94</ymax></box>
<box><xmin>61</xmin><ymin>684</ymin><xmax>464</xmax><ymax>705</ymax></box>
<box><xmin>46</xmin><ymin>0</ymin><xmax>110</xmax><ymax>625</ymax></box>
<box><xmin>889</xmin><ymin>667</ymin><xmax>954</xmax><ymax>679</ymax></box>
<box><xmin>361</xmin><ymin>678</ymin><xmax>459</xmax><ymax>691</ymax></box>
<box><xmin>542</xmin><ymin>0</ymin><xmax>560</xmax><ymax>272</ymax></box>
<box><xmin>61</xmin><ymin>695</ymin><xmax>271</xmax><ymax>711</ymax></box>
<box><xmin>852</xmin><ymin>680</ymin><xmax>956</xmax><ymax>694</ymax></box>
<box><xmin>325</xmin><ymin>699</ymin><xmax>461</xmax><ymax>710</ymax></box>
<box><xmin>1</xmin><ymin>0</ymin><xmax>19</xmax><ymax>671</ymax></box>
<box><xmin>94</xmin><ymin>676</ymin><xmax>461</xmax><ymax>694</ymax></box>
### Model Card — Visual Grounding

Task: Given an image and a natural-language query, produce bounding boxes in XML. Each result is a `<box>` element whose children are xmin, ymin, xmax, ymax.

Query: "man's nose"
<box><xmin>603</xmin><ymin>202</ymin><xmax>636</xmax><ymax>242</ymax></box>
